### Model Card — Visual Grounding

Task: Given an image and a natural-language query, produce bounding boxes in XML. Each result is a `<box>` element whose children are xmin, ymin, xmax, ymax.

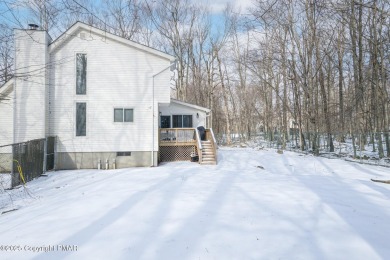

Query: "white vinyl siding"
<box><xmin>14</xmin><ymin>30</ymin><xmax>50</xmax><ymax>143</ymax></box>
<box><xmin>0</xmin><ymin>86</ymin><xmax>13</xmax><ymax>148</ymax></box>
<box><xmin>49</xmin><ymin>28</ymin><xmax>172</xmax><ymax>152</ymax></box>
<box><xmin>159</xmin><ymin>102</ymin><xmax>208</xmax><ymax>129</ymax></box>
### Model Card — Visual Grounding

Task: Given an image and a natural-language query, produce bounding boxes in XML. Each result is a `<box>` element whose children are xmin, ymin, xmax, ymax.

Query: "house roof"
<box><xmin>49</xmin><ymin>22</ymin><xmax>175</xmax><ymax>61</ymax></box>
<box><xmin>170</xmin><ymin>99</ymin><xmax>211</xmax><ymax>113</ymax></box>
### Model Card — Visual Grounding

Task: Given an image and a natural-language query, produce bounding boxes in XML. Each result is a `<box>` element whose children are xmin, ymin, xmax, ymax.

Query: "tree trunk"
<box><xmin>216</xmin><ymin>51</ymin><xmax>231</xmax><ymax>145</ymax></box>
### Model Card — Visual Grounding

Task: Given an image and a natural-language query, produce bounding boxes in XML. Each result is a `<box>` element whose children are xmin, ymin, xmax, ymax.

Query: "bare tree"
<box><xmin>0</xmin><ymin>25</ymin><xmax>13</xmax><ymax>86</ymax></box>
<box><xmin>102</xmin><ymin>0</ymin><xmax>141</xmax><ymax>41</ymax></box>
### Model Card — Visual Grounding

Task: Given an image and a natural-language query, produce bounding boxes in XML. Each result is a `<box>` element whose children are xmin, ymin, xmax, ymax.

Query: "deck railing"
<box><xmin>205</xmin><ymin>128</ymin><xmax>218</xmax><ymax>163</ymax></box>
<box><xmin>159</xmin><ymin>128</ymin><xmax>217</xmax><ymax>164</ymax></box>
<box><xmin>159</xmin><ymin>128</ymin><xmax>196</xmax><ymax>145</ymax></box>
<box><xmin>195</xmin><ymin>128</ymin><xmax>203</xmax><ymax>163</ymax></box>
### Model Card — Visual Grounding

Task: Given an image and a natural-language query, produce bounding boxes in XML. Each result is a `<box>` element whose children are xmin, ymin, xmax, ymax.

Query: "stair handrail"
<box><xmin>195</xmin><ymin>128</ymin><xmax>203</xmax><ymax>163</ymax></box>
<box><xmin>209</xmin><ymin>128</ymin><xmax>217</xmax><ymax>148</ymax></box>
<box><xmin>209</xmin><ymin>128</ymin><xmax>218</xmax><ymax>163</ymax></box>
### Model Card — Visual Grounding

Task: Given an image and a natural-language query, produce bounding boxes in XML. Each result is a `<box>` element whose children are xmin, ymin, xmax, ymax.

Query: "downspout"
<box><xmin>13</xmin><ymin>31</ymin><xmax>16</xmax><ymax>144</ymax></box>
<box><xmin>12</xmin><ymin>31</ymin><xmax>17</xmax><ymax>187</ymax></box>
<box><xmin>152</xmin><ymin>76</ymin><xmax>155</xmax><ymax>167</ymax></box>
<box><xmin>13</xmin><ymin>80</ymin><xmax>16</xmax><ymax>144</ymax></box>
<box><xmin>151</xmin><ymin>60</ymin><xmax>177</xmax><ymax>167</ymax></box>
<box><xmin>205</xmin><ymin>111</ymin><xmax>211</xmax><ymax>128</ymax></box>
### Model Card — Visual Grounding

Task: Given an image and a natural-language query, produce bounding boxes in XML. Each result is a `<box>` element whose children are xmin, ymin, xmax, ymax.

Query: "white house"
<box><xmin>0</xmin><ymin>22</ymin><xmax>217</xmax><ymax>169</ymax></box>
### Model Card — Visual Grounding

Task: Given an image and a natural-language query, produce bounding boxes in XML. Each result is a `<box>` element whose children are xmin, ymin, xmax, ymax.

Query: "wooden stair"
<box><xmin>200</xmin><ymin>140</ymin><xmax>216</xmax><ymax>165</ymax></box>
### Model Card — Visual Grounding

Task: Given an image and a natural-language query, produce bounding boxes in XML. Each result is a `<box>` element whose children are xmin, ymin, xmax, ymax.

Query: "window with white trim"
<box><xmin>114</xmin><ymin>108</ymin><xmax>134</xmax><ymax>122</ymax></box>
<box><xmin>76</xmin><ymin>102</ymin><xmax>86</xmax><ymax>136</ymax></box>
<box><xmin>76</xmin><ymin>53</ymin><xmax>87</xmax><ymax>95</ymax></box>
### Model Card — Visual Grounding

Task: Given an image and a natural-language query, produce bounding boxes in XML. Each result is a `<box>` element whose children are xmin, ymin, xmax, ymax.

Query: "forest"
<box><xmin>1</xmin><ymin>0</ymin><xmax>389</xmax><ymax>157</ymax></box>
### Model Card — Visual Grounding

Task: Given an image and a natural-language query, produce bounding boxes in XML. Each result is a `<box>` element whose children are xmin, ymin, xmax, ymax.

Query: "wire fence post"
<box><xmin>54</xmin><ymin>136</ymin><xmax>57</xmax><ymax>171</ymax></box>
<box><xmin>11</xmin><ymin>144</ymin><xmax>20</xmax><ymax>188</ymax></box>
<box><xmin>43</xmin><ymin>137</ymin><xmax>47</xmax><ymax>175</ymax></box>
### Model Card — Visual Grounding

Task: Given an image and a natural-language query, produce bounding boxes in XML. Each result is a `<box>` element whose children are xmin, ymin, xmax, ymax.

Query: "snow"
<box><xmin>0</xmin><ymin>173</ymin><xmax>11</xmax><ymax>190</ymax></box>
<box><xmin>244</xmin><ymin>134</ymin><xmax>390</xmax><ymax>167</ymax></box>
<box><xmin>0</xmin><ymin>147</ymin><xmax>390</xmax><ymax>260</ymax></box>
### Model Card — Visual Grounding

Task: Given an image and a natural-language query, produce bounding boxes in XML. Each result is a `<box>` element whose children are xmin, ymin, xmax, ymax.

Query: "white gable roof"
<box><xmin>170</xmin><ymin>99</ymin><xmax>211</xmax><ymax>113</ymax></box>
<box><xmin>49</xmin><ymin>22</ymin><xmax>175</xmax><ymax>61</ymax></box>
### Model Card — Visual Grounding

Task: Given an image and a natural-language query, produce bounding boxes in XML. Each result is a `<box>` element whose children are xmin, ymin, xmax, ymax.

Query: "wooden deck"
<box><xmin>159</xmin><ymin>128</ymin><xmax>196</xmax><ymax>146</ymax></box>
<box><xmin>158</xmin><ymin>128</ymin><xmax>217</xmax><ymax>164</ymax></box>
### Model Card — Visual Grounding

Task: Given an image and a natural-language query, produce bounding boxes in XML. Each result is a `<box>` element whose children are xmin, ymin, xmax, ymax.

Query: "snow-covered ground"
<box><xmin>0</xmin><ymin>173</ymin><xmax>11</xmax><ymax>190</ymax></box>
<box><xmin>0</xmin><ymin>147</ymin><xmax>390</xmax><ymax>260</ymax></box>
<box><xmin>243</xmin><ymin>134</ymin><xmax>390</xmax><ymax>167</ymax></box>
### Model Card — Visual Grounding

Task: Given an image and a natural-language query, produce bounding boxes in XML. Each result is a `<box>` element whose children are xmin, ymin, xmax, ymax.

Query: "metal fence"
<box><xmin>0</xmin><ymin>136</ymin><xmax>56</xmax><ymax>189</ymax></box>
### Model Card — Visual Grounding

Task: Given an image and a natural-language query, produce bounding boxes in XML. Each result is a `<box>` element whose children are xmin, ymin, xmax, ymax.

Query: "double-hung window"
<box><xmin>114</xmin><ymin>108</ymin><xmax>134</xmax><ymax>122</ymax></box>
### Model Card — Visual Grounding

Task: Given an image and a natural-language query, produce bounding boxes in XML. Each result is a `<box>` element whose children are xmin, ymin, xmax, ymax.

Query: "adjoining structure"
<box><xmin>0</xmin><ymin>22</ymin><xmax>217</xmax><ymax>170</ymax></box>
<box><xmin>159</xmin><ymin>99</ymin><xmax>217</xmax><ymax>165</ymax></box>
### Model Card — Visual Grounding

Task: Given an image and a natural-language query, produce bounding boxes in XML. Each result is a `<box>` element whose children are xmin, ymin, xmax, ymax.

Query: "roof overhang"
<box><xmin>170</xmin><ymin>98</ymin><xmax>211</xmax><ymax>113</ymax></box>
<box><xmin>0</xmin><ymin>78</ymin><xmax>14</xmax><ymax>96</ymax></box>
<box><xmin>49</xmin><ymin>22</ymin><xmax>175</xmax><ymax>61</ymax></box>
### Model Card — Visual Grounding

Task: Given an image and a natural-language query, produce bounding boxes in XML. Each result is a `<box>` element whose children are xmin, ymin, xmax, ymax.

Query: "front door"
<box><xmin>160</xmin><ymin>116</ymin><xmax>171</xmax><ymax>128</ymax></box>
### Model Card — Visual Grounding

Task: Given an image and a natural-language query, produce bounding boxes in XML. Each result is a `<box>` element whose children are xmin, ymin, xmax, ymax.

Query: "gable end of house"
<box><xmin>48</xmin><ymin>22</ymin><xmax>175</xmax><ymax>62</ymax></box>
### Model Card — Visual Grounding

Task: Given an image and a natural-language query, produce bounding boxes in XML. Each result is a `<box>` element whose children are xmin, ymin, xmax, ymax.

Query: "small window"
<box><xmin>160</xmin><ymin>116</ymin><xmax>171</xmax><ymax>128</ymax></box>
<box><xmin>117</xmin><ymin>152</ymin><xmax>131</xmax><ymax>156</ymax></box>
<box><xmin>76</xmin><ymin>53</ymin><xmax>87</xmax><ymax>95</ymax></box>
<box><xmin>114</xmin><ymin>109</ymin><xmax>123</xmax><ymax>122</ymax></box>
<box><xmin>124</xmin><ymin>109</ymin><xmax>133</xmax><ymax>122</ymax></box>
<box><xmin>76</xmin><ymin>102</ymin><xmax>86</xmax><ymax>136</ymax></box>
<box><xmin>114</xmin><ymin>108</ymin><xmax>134</xmax><ymax>122</ymax></box>
<box><xmin>173</xmin><ymin>115</ymin><xmax>192</xmax><ymax>128</ymax></box>
<box><xmin>183</xmin><ymin>115</ymin><xmax>192</xmax><ymax>127</ymax></box>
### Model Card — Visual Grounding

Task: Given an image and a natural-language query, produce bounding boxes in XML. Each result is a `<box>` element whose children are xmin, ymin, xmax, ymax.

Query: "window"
<box><xmin>183</xmin><ymin>115</ymin><xmax>192</xmax><ymax>127</ymax></box>
<box><xmin>117</xmin><ymin>152</ymin><xmax>131</xmax><ymax>156</ymax></box>
<box><xmin>160</xmin><ymin>116</ymin><xmax>171</xmax><ymax>128</ymax></box>
<box><xmin>114</xmin><ymin>108</ymin><xmax>134</xmax><ymax>122</ymax></box>
<box><xmin>76</xmin><ymin>53</ymin><xmax>87</xmax><ymax>94</ymax></box>
<box><xmin>76</xmin><ymin>103</ymin><xmax>86</xmax><ymax>136</ymax></box>
<box><xmin>172</xmin><ymin>115</ymin><xmax>192</xmax><ymax>128</ymax></box>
